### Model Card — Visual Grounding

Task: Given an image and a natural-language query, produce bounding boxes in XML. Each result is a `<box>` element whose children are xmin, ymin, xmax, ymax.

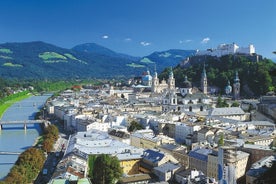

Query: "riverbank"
<box><xmin>0</xmin><ymin>91</ymin><xmax>31</xmax><ymax>119</ymax></box>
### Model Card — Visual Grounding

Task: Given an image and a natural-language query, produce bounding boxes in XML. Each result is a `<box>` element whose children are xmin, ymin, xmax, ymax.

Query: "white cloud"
<box><xmin>201</xmin><ymin>37</ymin><xmax>210</xmax><ymax>44</ymax></box>
<box><xmin>140</xmin><ymin>41</ymin><xmax>151</xmax><ymax>46</ymax></box>
<box><xmin>124</xmin><ymin>38</ymin><xmax>132</xmax><ymax>42</ymax></box>
<box><xmin>102</xmin><ymin>35</ymin><xmax>109</xmax><ymax>39</ymax></box>
<box><xmin>179</xmin><ymin>39</ymin><xmax>192</xmax><ymax>44</ymax></box>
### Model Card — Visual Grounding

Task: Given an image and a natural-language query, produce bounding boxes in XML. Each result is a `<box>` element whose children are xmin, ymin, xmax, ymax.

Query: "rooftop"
<box><xmin>188</xmin><ymin>148</ymin><xmax>214</xmax><ymax>162</ymax></box>
<box><xmin>154</xmin><ymin>162</ymin><xmax>181</xmax><ymax>173</ymax></box>
<box><xmin>211</xmin><ymin>107</ymin><xmax>245</xmax><ymax>116</ymax></box>
<box><xmin>247</xmin><ymin>155</ymin><xmax>276</xmax><ymax>177</ymax></box>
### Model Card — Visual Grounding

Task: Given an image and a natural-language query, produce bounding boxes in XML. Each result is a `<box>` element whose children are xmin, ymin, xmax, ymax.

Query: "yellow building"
<box><xmin>117</xmin><ymin>153</ymin><xmax>142</xmax><ymax>175</ymax></box>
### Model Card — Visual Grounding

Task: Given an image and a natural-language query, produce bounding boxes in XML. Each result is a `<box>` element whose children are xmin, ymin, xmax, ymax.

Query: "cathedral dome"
<box><xmin>142</xmin><ymin>74</ymin><xmax>152</xmax><ymax>81</ymax></box>
<box><xmin>180</xmin><ymin>76</ymin><xmax>192</xmax><ymax>88</ymax></box>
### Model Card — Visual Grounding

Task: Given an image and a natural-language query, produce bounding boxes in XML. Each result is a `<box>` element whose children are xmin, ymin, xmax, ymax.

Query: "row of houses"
<box><xmin>46</xmin><ymin>87</ymin><xmax>276</xmax><ymax>183</ymax></box>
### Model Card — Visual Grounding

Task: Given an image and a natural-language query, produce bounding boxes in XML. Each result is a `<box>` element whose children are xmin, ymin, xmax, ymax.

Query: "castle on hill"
<box><xmin>196</xmin><ymin>43</ymin><xmax>255</xmax><ymax>57</ymax></box>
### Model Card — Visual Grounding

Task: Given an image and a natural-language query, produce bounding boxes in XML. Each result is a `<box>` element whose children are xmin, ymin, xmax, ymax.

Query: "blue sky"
<box><xmin>0</xmin><ymin>0</ymin><xmax>275</xmax><ymax>59</ymax></box>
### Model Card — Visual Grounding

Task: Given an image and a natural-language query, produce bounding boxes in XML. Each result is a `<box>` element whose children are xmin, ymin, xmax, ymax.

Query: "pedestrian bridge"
<box><xmin>0</xmin><ymin>120</ymin><xmax>50</xmax><ymax>131</ymax></box>
<box><xmin>0</xmin><ymin>151</ymin><xmax>21</xmax><ymax>155</ymax></box>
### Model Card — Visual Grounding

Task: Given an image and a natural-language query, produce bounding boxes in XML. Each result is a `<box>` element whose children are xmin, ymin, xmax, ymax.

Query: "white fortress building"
<box><xmin>196</xmin><ymin>43</ymin><xmax>255</xmax><ymax>57</ymax></box>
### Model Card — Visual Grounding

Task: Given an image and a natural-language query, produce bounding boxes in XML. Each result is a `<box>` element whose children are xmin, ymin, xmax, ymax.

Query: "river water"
<box><xmin>0</xmin><ymin>94</ymin><xmax>51</xmax><ymax>180</ymax></box>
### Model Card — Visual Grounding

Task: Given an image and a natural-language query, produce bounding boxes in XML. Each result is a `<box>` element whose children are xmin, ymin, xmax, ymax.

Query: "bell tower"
<box><xmin>233</xmin><ymin>71</ymin><xmax>240</xmax><ymax>100</ymax></box>
<box><xmin>152</xmin><ymin>65</ymin><xmax>159</xmax><ymax>93</ymax></box>
<box><xmin>201</xmin><ymin>63</ymin><xmax>208</xmax><ymax>94</ymax></box>
<box><xmin>168</xmin><ymin>66</ymin><xmax>175</xmax><ymax>90</ymax></box>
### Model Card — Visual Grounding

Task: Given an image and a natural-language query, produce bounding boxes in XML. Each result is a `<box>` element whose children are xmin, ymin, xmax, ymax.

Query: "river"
<box><xmin>0</xmin><ymin>94</ymin><xmax>51</xmax><ymax>180</ymax></box>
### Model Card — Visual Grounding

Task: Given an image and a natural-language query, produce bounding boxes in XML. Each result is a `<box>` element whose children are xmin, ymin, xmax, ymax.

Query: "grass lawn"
<box><xmin>0</xmin><ymin>93</ymin><xmax>32</xmax><ymax>118</ymax></box>
<box><xmin>38</xmin><ymin>52</ymin><xmax>67</xmax><ymax>60</ymax></box>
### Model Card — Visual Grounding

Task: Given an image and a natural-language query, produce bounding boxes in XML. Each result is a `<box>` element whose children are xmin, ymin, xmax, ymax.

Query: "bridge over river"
<box><xmin>0</xmin><ymin>151</ymin><xmax>21</xmax><ymax>155</ymax></box>
<box><xmin>0</xmin><ymin>120</ymin><xmax>51</xmax><ymax>131</ymax></box>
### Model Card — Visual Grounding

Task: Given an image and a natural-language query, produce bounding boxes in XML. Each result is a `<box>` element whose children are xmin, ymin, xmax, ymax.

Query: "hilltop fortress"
<box><xmin>196</xmin><ymin>43</ymin><xmax>255</xmax><ymax>57</ymax></box>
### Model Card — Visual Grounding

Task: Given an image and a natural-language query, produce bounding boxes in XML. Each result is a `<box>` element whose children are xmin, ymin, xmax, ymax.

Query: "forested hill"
<box><xmin>0</xmin><ymin>41</ymin><xmax>195</xmax><ymax>79</ymax></box>
<box><xmin>0</xmin><ymin>41</ymin><xmax>140</xmax><ymax>79</ymax></box>
<box><xmin>159</xmin><ymin>55</ymin><xmax>276</xmax><ymax>97</ymax></box>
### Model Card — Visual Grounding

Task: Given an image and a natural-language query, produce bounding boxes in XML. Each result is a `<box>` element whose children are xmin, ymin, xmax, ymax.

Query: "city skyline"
<box><xmin>0</xmin><ymin>0</ymin><xmax>275</xmax><ymax>59</ymax></box>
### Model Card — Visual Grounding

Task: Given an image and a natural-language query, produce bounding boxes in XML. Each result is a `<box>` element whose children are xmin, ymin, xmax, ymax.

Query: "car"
<box><xmin>42</xmin><ymin>168</ymin><xmax>48</xmax><ymax>175</ymax></box>
<box><xmin>55</xmin><ymin>152</ymin><xmax>60</xmax><ymax>157</ymax></box>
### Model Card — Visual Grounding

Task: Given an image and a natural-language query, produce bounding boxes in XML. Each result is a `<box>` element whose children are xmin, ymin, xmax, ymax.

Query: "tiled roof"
<box><xmin>211</xmin><ymin>107</ymin><xmax>245</xmax><ymax>116</ymax></box>
<box><xmin>188</xmin><ymin>148</ymin><xmax>213</xmax><ymax>162</ymax></box>
<box><xmin>142</xmin><ymin>149</ymin><xmax>165</xmax><ymax>163</ymax></box>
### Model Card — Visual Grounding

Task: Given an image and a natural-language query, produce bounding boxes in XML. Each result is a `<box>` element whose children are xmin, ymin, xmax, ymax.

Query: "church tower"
<box><xmin>152</xmin><ymin>65</ymin><xmax>160</xmax><ymax>93</ymax></box>
<box><xmin>201</xmin><ymin>63</ymin><xmax>208</xmax><ymax>94</ymax></box>
<box><xmin>233</xmin><ymin>71</ymin><xmax>240</xmax><ymax>100</ymax></box>
<box><xmin>168</xmin><ymin>66</ymin><xmax>175</xmax><ymax>90</ymax></box>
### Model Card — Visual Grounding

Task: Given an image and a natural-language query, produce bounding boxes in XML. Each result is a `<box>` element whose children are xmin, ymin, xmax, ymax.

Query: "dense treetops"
<box><xmin>159</xmin><ymin>55</ymin><xmax>276</xmax><ymax>97</ymax></box>
<box><xmin>42</xmin><ymin>124</ymin><xmax>59</xmax><ymax>153</ymax></box>
<box><xmin>1</xmin><ymin>148</ymin><xmax>45</xmax><ymax>184</ymax></box>
<box><xmin>88</xmin><ymin>154</ymin><xmax>123</xmax><ymax>184</ymax></box>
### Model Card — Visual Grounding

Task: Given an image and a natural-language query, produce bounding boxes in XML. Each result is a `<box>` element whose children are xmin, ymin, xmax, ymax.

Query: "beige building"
<box><xmin>158</xmin><ymin>144</ymin><xmax>189</xmax><ymax>168</ymax></box>
<box><xmin>197</xmin><ymin>127</ymin><xmax>215</xmax><ymax>143</ymax></box>
<box><xmin>210</xmin><ymin>107</ymin><xmax>248</xmax><ymax>121</ymax></box>
<box><xmin>215</xmin><ymin>147</ymin><xmax>250</xmax><ymax>182</ymax></box>
<box><xmin>130</xmin><ymin>131</ymin><xmax>175</xmax><ymax>149</ymax></box>
<box><xmin>239</xmin><ymin>144</ymin><xmax>274</xmax><ymax>166</ymax></box>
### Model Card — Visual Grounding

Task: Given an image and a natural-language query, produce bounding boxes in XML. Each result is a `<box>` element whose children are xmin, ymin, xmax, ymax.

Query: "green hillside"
<box><xmin>159</xmin><ymin>55</ymin><xmax>276</xmax><ymax>97</ymax></box>
<box><xmin>0</xmin><ymin>41</ymin><xmax>195</xmax><ymax>79</ymax></box>
<box><xmin>0</xmin><ymin>41</ymin><xmax>141</xmax><ymax>79</ymax></box>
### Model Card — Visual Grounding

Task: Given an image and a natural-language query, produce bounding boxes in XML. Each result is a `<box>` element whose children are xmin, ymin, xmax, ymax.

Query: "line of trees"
<box><xmin>0</xmin><ymin>148</ymin><xmax>45</xmax><ymax>184</ymax></box>
<box><xmin>0</xmin><ymin>124</ymin><xmax>59</xmax><ymax>183</ymax></box>
<box><xmin>42</xmin><ymin>124</ymin><xmax>59</xmax><ymax>152</ymax></box>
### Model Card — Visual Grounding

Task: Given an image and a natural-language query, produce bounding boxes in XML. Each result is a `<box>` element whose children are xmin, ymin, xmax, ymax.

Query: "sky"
<box><xmin>0</xmin><ymin>0</ymin><xmax>275</xmax><ymax>59</ymax></box>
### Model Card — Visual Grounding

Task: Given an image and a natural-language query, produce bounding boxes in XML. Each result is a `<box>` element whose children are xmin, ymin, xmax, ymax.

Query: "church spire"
<box><xmin>154</xmin><ymin>64</ymin><xmax>158</xmax><ymax>78</ymax></box>
<box><xmin>201</xmin><ymin>63</ymin><xmax>208</xmax><ymax>94</ymax></box>
<box><xmin>234</xmin><ymin>71</ymin><xmax>240</xmax><ymax>83</ymax></box>
<box><xmin>169</xmin><ymin>66</ymin><xmax>174</xmax><ymax>79</ymax></box>
<box><xmin>203</xmin><ymin>63</ymin><xmax>207</xmax><ymax>77</ymax></box>
<box><xmin>168</xmin><ymin>66</ymin><xmax>175</xmax><ymax>90</ymax></box>
<box><xmin>233</xmin><ymin>71</ymin><xmax>240</xmax><ymax>100</ymax></box>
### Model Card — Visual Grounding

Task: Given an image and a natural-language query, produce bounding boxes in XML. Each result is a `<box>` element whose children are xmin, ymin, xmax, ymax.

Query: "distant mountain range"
<box><xmin>0</xmin><ymin>41</ymin><xmax>196</xmax><ymax>79</ymax></box>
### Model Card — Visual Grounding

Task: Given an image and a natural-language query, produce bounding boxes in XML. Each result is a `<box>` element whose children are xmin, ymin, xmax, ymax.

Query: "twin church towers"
<box><xmin>146</xmin><ymin>64</ymin><xmax>240</xmax><ymax>100</ymax></box>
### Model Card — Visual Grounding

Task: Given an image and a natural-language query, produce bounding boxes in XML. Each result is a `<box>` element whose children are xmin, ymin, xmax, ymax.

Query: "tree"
<box><xmin>216</xmin><ymin>96</ymin><xmax>229</xmax><ymax>108</ymax></box>
<box><xmin>42</xmin><ymin>138</ymin><xmax>54</xmax><ymax>152</ymax></box>
<box><xmin>90</xmin><ymin>154</ymin><xmax>122</xmax><ymax>184</ymax></box>
<box><xmin>231</xmin><ymin>101</ymin><xmax>240</xmax><ymax>107</ymax></box>
<box><xmin>4</xmin><ymin>148</ymin><xmax>45</xmax><ymax>183</ymax></box>
<box><xmin>127</xmin><ymin>120</ymin><xmax>143</xmax><ymax>132</ymax></box>
<box><xmin>218</xmin><ymin>134</ymin><xmax>224</xmax><ymax>147</ymax></box>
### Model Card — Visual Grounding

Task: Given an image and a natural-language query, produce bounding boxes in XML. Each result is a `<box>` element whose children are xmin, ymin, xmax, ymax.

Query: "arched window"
<box><xmin>189</xmin><ymin>106</ymin><xmax>192</xmax><ymax>112</ymax></box>
<box><xmin>200</xmin><ymin>106</ymin><xmax>203</xmax><ymax>111</ymax></box>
